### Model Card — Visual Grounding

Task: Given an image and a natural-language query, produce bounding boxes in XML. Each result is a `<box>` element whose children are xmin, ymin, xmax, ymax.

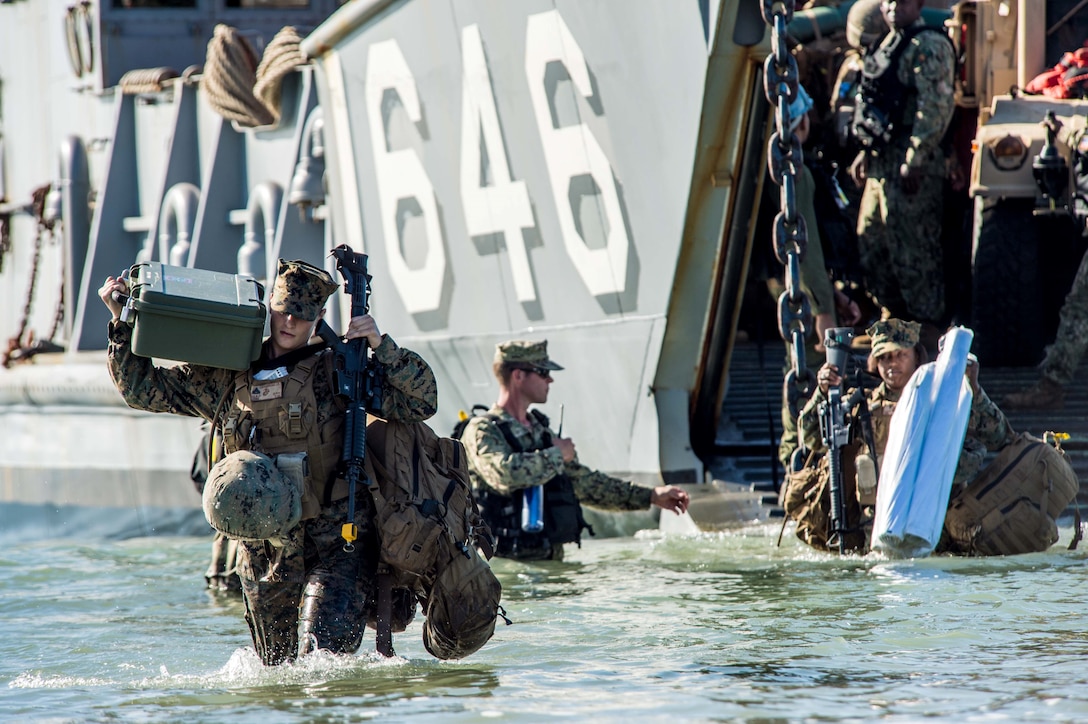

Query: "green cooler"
<box><xmin>126</xmin><ymin>261</ymin><xmax>267</xmax><ymax>370</ymax></box>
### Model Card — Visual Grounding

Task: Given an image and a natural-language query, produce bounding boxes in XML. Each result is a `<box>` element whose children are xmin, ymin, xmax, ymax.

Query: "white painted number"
<box><xmin>460</xmin><ymin>24</ymin><xmax>537</xmax><ymax>303</ymax></box>
<box><xmin>525</xmin><ymin>10</ymin><xmax>630</xmax><ymax>297</ymax></box>
<box><xmin>365</xmin><ymin>39</ymin><xmax>446</xmax><ymax>314</ymax></box>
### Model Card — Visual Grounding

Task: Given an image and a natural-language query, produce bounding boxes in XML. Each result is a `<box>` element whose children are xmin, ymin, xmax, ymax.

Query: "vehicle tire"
<box><xmin>970</xmin><ymin>197</ymin><xmax>1046</xmax><ymax>366</ymax></box>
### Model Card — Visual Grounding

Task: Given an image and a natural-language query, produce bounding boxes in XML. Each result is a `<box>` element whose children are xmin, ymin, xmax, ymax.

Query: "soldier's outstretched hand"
<box><xmin>965</xmin><ymin>353</ymin><xmax>980</xmax><ymax>395</ymax></box>
<box><xmin>651</xmin><ymin>485</ymin><xmax>690</xmax><ymax>515</ymax></box>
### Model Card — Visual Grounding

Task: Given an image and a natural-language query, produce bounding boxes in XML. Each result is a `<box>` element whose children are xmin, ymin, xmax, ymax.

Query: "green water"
<box><xmin>4</xmin><ymin>507</ymin><xmax>1088</xmax><ymax>722</ymax></box>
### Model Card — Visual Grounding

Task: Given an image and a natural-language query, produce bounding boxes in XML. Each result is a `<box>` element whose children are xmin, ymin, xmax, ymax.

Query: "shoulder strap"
<box><xmin>486</xmin><ymin>414</ymin><xmax>523</xmax><ymax>452</ymax></box>
<box><xmin>529</xmin><ymin>409</ymin><xmax>553</xmax><ymax>447</ymax></box>
<box><xmin>486</xmin><ymin>411</ymin><xmax>554</xmax><ymax>452</ymax></box>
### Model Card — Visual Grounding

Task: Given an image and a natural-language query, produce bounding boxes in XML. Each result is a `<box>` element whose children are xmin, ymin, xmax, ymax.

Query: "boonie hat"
<box><xmin>270</xmin><ymin>259</ymin><xmax>339</xmax><ymax>321</ymax></box>
<box><xmin>494</xmin><ymin>339</ymin><xmax>564</xmax><ymax>371</ymax></box>
<box><xmin>868</xmin><ymin>319</ymin><xmax>921</xmax><ymax>359</ymax></box>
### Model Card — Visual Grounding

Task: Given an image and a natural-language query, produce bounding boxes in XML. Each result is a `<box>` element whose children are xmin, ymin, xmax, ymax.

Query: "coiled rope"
<box><xmin>119</xmin><ymin>67</ymin><xmax>180</xmax><ymax>96</ymax></box>
<box><xmin>204</xmin><ymin>24</ymin><xmax>306</xmax><ymax>128</ymax></box>
<box><xmin>254</xmin><ymin>26</ymin><xmax>305</xmax><ymax>125</ymax></box>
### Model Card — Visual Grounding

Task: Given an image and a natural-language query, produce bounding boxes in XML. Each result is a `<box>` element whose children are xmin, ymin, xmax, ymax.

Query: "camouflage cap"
<box><xmin>494</xmin><ymin>339</ymin><xmax>564</xmax><ymax>371</ymax></box>
<box><xmin>847</xmin><ymin>0</ymin><xmax>887</xmax><ymax>49</ymax></box>
<box><xmin>868</xmin><ymin>319</ymin><xmax>921</xmax><ymax>359</ymax></box>
<box><xmin>269</xmin><ymin>259</ymin><xmax>339</xmax><ymax>321</ymax></box>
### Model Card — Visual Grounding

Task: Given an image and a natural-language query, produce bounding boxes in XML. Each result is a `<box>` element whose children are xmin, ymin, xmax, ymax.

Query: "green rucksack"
<box><xmin>944</xmin><ymin>432</ymin><xmax>1081</xmax><ymax>556</ymax></box>
<box><xmin>364</xmin><ymin>418</ymin><xmax>507</xmax><ymax>659</ymax></box>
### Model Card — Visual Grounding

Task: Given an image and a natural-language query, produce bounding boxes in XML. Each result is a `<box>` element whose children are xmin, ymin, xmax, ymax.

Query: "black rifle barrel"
<box><xmin>320</xmin><ymin>244</ymin><xmax>374</xmax><ymax>551</ymax></box>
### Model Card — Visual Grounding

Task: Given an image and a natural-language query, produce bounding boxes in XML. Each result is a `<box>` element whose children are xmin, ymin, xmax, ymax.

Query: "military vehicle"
<box><xmin>955</xmin><ymin>0</ymin><xmax>1088</xmax><ymax>365</ymax></box>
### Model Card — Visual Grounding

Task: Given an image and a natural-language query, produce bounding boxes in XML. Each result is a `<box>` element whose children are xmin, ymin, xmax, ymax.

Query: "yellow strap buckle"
<box><xmin>1045</xmin><ymin>431</ymin><xmax>1070</xmax><ymax>452</ymax></box>
<box><xmin>341</xmin><ymin>523</ymin><xmax>358</xmax><ymax>552</ymax></box>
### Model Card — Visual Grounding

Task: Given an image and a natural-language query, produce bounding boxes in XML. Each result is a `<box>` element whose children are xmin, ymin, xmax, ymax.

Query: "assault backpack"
<box><xmin>943</xmin><ymin>432</ymin><xmax>1081</xmax><ymax>556</ymax></box>
<box><xmin>451</xmin><ymin>404</ymin><xmax>491</xmax><ymax>442</ymax></box>
<box><xmin>363</xmin><ymin>418</ymin><xmax>507</xmax><ymax>659</ymax></box>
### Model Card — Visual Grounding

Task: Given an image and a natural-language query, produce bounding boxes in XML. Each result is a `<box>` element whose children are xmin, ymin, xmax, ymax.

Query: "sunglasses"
<box><xmin>518</xmin><ymin>366</ymin><xmax>553</xmax><ymax>378</ymax></box>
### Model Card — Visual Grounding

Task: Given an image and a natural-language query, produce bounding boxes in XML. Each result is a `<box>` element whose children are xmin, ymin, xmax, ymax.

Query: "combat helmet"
<box><xmin>202</xmin><ymin>450</ymin><xmax>301</xmax><ymax>542</ymax></box>
<box><xmin>846</xmin><ymin>0</ymin><xmax>887</xmax><ymax>49</ymax></box>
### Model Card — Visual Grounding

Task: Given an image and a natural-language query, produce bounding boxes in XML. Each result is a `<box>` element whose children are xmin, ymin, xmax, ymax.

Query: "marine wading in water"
<box><xmin>100</xmin><ymin>247</ymin><xmax>502</xmax><ymax>664</ymax></box>
<box><xmin>455</xmin><ymin>340</ymin><xmax>690</xmax><ymax>562</ymax></box>
<box><xmin>780</xmin><ymin>320</ymin><xmax>1081</xmax><ymax>557</ymax></box>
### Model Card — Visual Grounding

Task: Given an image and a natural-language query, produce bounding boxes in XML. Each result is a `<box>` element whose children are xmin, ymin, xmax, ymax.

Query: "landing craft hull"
<box><xmin>0</xmin><ymin>0</ymin><xmax>773</xmax><ymax>529</ymax></box>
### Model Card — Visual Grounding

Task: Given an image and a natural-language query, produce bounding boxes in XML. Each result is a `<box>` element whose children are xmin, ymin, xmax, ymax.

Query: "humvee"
<box><xmin>958</xmin><ymin>0</ymin><xmax>1088</xmax><ymax>365</ymax></box>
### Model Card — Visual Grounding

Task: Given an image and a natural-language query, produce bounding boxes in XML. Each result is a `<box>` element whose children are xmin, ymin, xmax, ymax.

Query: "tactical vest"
<box><xmin>853</xmin><ymin>26</ymin><xmax>950</xmax><ymax>151</ymax></box>
<box><xmin>221</xmin><ymin>351</ymin><xmax>346</xmax><ymax>520</ymax></box>
<box><xmin>473</xmin><ymin>412</ymin><xmax>590</xmax><ymax>559</ymax></box>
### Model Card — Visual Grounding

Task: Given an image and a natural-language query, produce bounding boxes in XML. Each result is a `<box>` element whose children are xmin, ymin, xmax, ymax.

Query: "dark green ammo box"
<box><xmin>127</xmin><ymin>262</ymin><xmax>266</xmax><ymax>370</ymax></box>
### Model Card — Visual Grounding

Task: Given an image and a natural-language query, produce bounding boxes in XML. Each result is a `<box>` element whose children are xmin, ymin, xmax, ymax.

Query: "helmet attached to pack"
<box><xmin>202</xmin><ymin>450</ymin><xmax>301</xmax><ymax>542</ymax></box>
<box><xmin>421</xmin><ymin>548</ymin><xmax>503</xmax><ymax>660</ymax></box>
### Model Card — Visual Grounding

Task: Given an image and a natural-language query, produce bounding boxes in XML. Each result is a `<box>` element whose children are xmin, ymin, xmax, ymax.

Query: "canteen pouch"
<box><xmin>377</xmin><ymin>502</ymin><xmax>447</xmax><ymax>577</ymax></box>
<box><xmin>855</xmin><ymin>452</ymin><xmax>877</xmax><ymax>507</ymax></box>
<box><xmin>273</xmin><ymin>452</ymin><xmax>320</xmax><ymax>521</ymax></box>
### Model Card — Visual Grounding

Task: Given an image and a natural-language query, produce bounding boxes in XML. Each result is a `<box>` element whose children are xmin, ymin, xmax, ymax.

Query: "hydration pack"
<box><xmin>853</xmin><ymin>26</ymin><xmax>950</xmax><ymax>150</ymax></box>
<box><xmin>364</xmin><ymin>418</ymin><xmax>505</xmax><ymax>659</ymax></box>
<box><xmin>944</xmin><ymin>432</ymin><xmax>1081</xmax><ymax>556</ymax></box>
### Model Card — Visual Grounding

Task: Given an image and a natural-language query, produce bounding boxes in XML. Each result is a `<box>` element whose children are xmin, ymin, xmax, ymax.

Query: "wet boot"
<box><xmin>1002</xmin><ymin>377</ymin><xmax>1065</xmax><ymax>410</ymax></box>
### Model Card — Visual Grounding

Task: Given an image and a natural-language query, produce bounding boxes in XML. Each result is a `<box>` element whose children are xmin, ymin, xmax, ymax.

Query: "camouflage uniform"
<box><xmin>798</xmin><ymin>320</ymin><xmax>1013</xmax><ymax>493</ymax></box>
<box><xmin>1035</xmin><ymin>254</ymin><xmax>1088</xmax><ymax>387</ymax></box>
<box><xmin>107</xmin><ymin>259</ymin><xmax>437</xmax><ymax>665</ymax></box>
<box><xmin>461</xmin><ymin>340</ymin><xmax>653</xmax><ymax>561</ymax></box>
<box><xmin>1003</xmin><ymin>253</ymin><xmax>1088</xmax><ymax>409</ymax></box>
<box><xmin>855</xmin><ymin>18</ymin><xmax>955</xmax><ymax>324</ymax></box>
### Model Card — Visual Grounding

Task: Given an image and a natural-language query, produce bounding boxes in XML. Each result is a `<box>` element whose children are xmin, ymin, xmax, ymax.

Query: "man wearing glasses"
<box><xmin>459</xmin><ymin>339</ymin><xmax>690</xmax><ymax>561</ymax></box>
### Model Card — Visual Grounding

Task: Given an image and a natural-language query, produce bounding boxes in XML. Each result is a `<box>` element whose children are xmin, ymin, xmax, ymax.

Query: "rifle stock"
<box><xmin>819</xmin><ymin>328</ymin><xmax>855</xmax><ymax>554</ymax></box>
<box><xmin>819</xmin><ymin>385</ymin><xmax>850</xmax><ymax>553</ymax></box>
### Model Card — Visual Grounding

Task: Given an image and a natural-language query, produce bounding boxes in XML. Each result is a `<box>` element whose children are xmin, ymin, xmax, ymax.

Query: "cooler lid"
<box><xmin>132</xmin><ymin>261</ymin><xmax>265</xmax><ymax>318</ymax></box>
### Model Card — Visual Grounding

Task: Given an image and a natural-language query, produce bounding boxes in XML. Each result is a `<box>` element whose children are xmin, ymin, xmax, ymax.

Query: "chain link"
<box><xmin>0</xmin><ymin>212</ymin><xmax>10</xmax><ymax>275</ymax></box>
<box><xmin>761</xmin><ymin>0</ymin><xmax>814</xmax><ymax>421</ymax></box>
<box><xmin>3</xmin><ymin>185</ymin><xmax>61</xmax><ymax>368</ymax></box>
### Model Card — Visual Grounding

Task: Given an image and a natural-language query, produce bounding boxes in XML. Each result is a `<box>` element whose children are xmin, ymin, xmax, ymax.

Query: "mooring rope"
<box><xmin>119</xmin><ymin>67</ymin><xmax>180</xmax><ymax>96</ymax></box>
<box><xmin>203</xmin><ymin>24</ymin><xmax>276</xmax><ymax>128</ymax></box>
<box><xmin>253</xmin><ymin>26</ymin><xmax>306</xmax><ymax>125</ymax></box>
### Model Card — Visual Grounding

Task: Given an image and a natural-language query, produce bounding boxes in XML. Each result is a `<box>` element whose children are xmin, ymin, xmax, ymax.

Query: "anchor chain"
<box><xmin>3</xmin><ymin>184</ymin><xmax>61</xmax><ymax>368</ymax></box>
<box><xmin>760</xmin><ymin>0</ymin><xmax>814</xmax><ymax>427</ymax></box>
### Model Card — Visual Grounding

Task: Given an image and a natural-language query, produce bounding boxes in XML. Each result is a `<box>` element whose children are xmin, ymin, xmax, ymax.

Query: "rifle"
<box><xmin>315</xmin><ymin>244</ymin><xmax>382</xmax><ymax>552</ymax></box>
<box><xmin>818</xmin><ymin>327</ymin><xmax>854</xmax><ymax>554</ymax></box>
